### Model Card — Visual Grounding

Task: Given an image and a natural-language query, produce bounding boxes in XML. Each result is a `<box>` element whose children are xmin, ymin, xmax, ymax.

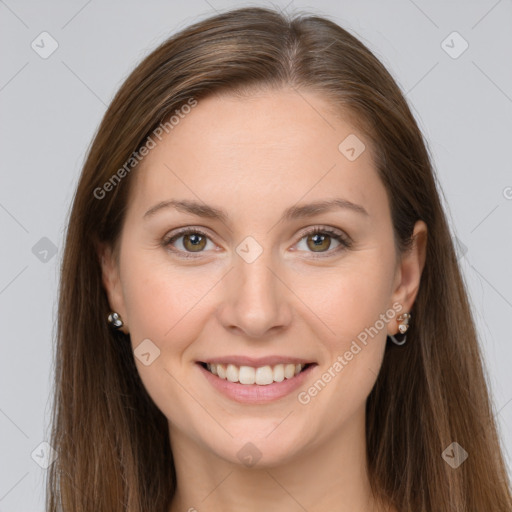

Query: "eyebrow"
<box><xmin>143</xmin><ymin>198</ymin><xmax>369</xmax><ymax>223</ymax></box>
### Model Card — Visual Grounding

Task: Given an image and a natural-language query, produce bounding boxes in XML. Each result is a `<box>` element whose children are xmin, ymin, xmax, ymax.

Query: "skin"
<box><xmin>99</xmin><ymin>87</ymin><xmax>427</xmax><ymax>512</ymax></box>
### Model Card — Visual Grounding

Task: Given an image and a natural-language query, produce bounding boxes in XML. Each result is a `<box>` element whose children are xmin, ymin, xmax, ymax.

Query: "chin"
<box><xmin>205</xmin><ymin>426</ymin><xmax>309</xmax><ymax>469</ymax></box>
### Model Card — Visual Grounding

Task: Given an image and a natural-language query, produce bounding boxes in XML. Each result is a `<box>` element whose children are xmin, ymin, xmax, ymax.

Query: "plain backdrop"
<box><xmin>0</xmin><ymin>0</ymin><xmax>511</xmax><ymax>509</ymax></box>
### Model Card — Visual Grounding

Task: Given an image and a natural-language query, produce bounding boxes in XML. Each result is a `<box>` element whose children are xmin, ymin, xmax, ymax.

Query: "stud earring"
<box><xmin>107</xmin><ymin>311</ymin><xmax>123</xmax><ymax>329</ymax></box>
<box><xmin>388</xmin><ymin>312</ymin><xmax>411</xmax><ymax>346</ymax></box>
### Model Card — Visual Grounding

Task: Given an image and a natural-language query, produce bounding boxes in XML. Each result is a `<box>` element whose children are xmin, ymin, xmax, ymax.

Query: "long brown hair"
<box><xmin>46</xmin><ymin>7</ymin><xmax>512</xmax><ymax>511</ymax></box>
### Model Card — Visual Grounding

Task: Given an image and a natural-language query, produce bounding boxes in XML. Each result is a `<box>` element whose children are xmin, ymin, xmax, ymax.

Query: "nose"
<box><xmin>217</xmin><ymin>251</ymin><xmax>293</xmax><ymax>339</ymax></box>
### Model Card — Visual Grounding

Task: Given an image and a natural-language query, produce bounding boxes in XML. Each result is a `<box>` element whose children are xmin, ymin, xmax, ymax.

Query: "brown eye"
<box><xmin>295</xmin><ymin>227</ymin><xmax>351</xmax><ymax>257</ymax></box>
<box><xmin>306</xmin><ymin>232</ymin><xmax>332</xmax><ymax>252</ymax></box>
<box><xmin>164</xmin><ymin>229</ymin><xmax>213</xmax><ymax>256</ymax></box>
<box><xmin>182</xmin><ymin>233</ymin><xmax>207</xmax><ymax>252</ymax></box>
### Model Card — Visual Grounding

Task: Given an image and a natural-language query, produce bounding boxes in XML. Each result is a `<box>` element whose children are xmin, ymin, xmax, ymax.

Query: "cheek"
<box><xmin>118</xmin><ymin>234</ymin><xmax>395</xmax><ymax>433</ymax></box>
<box><xmin>120</xmin><ymin>237</ymin><xmax>395</xmax><ymax>367</ymax></box>
<box><xmin>117</xmin><ymin>250</ymin><xmax>225</xmax><ymax>432</ymax></box>
<box><xmin>292</xmin><ymin>251</ymin><xmax>394</xmax><ymax>418</ymax></box>
<box><xmin>297</xmin><ymin>251</ymin><xmax>395</xmax><ymax>344</ymax></box>
<box><xmin>120</xmin><ymin>246</ymin><xmax>223</xmax><ymax>345</ymax></box>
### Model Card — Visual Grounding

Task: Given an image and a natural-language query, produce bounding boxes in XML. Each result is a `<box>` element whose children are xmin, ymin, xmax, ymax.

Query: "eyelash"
<box><xmin>162</xmin><ymin>226</ymin><xmax>352</xmax><ymax>260</ymax></box>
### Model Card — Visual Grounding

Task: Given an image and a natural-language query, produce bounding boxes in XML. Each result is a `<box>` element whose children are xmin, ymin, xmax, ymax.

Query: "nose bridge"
<box><xmin>219</xmin><ymin>242</ymin><xmax>291</xmax><ymax>337</ymax></box>
<box><xmin>237</xmin><ymin>250</ymin><xmax>276</xmax><ymax>300</ymax></box>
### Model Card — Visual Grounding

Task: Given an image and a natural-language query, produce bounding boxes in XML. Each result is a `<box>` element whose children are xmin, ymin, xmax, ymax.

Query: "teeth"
<box><xmin>226</xmin><ymin>364</ymin><xmax>239</xmax><ymax>383</ymax></box>
<box><xmin>255</xmin><ymin>366</ymin><xmax>273</xmax><ymax>385</ymax></box>
<box><xmin>284</xmin><ymin>364</ymin><xmax>295</xmax><ymax>379</ymax></box>
<box><xmin>205</xmin><ymin>362</ymin><xmax>306</xmax><ymax>385</ymax></box>
<box><xmin>216</xmin><ymin>364</ymin><xmax>226</xmax><ymax>379</ymax></box>
<box><xmin>239</xmin><ymin>366</ymin><xmax>256</xmax><ymax>385</ymax></box>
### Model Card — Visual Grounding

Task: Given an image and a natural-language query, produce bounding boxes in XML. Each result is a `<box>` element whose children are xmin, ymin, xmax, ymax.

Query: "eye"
<box><xmin>162</xmin><ymin>226</ymin><xmax>352</xmax><ymax>260</ymax></box>
<box><xmin>295</xmin><ymin>226</ymin><xmax>351</xmax><ymax>257</ymax></box>
<box><xmin>163</xmin><ymin>228</ymin><xmax>216</xmax><ymax>258</ymax></box>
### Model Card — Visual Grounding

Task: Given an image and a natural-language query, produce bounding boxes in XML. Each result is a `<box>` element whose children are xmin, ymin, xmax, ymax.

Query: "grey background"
<box><xmin>1</xmin><ymin>0</ymin><xmax>511</xmax><ymax>509</ymax></box>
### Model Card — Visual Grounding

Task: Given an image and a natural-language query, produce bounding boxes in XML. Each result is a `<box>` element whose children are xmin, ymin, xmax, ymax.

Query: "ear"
<box><xmin>388</xmin><ymin>220</ymin><xmax>427</xmax><ymax>335</ymax></box>
<box><xmin>96</xmin><ymin>240</ymin><xmax>129</xmax><ymax>334</ymax></box>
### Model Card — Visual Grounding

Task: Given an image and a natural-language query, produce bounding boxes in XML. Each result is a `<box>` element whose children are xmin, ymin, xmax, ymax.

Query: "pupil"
<box><xmin>184</xmin><ymin>233</ymin><xmax>206</xmax><ymax>252</ymax></box>
<box><xmin>309</xmin><ymin>233</ymin><xmax>330</xmax><ymax>252</ymax></box>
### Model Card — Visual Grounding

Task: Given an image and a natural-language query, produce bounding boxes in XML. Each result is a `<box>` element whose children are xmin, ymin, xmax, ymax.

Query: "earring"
<box><xmin>107</xmin><ymin>311</ymin><xmax>123</xmax><ymax>329</ymax></box>
<box><xmin>388</xmin><ymin>312</ymin><xmax>411</xmax><ymax>346</ymax></box>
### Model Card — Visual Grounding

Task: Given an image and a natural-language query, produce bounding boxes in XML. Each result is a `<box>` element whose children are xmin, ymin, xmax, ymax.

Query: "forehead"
<box><xmin>127</xmin><ymin>88</ymin><xmax>387</xmax><ymax>222</ymax></box>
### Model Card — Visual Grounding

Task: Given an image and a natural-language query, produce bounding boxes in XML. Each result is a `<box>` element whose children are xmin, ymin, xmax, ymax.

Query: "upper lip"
<box><xmin>198</xmin><ymin>356</ymin><xmax>316</xmax><ymax>367</ymax></box>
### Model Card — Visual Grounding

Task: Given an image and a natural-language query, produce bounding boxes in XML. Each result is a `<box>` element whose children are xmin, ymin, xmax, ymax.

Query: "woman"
<box><xmin>46</xmin><ymin>6</ymin><xmax>512</xmax><ymax>511</ymax></box>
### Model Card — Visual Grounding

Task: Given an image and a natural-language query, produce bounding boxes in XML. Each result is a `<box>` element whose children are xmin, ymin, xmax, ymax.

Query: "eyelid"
<box><xmin>162</xmin><ymin>226</ymin><xmax>218</xmax><ymax>259</ymax></box>
<box><xmin>162</xmin><ymin>224</ymin><xmax>352</xmax><ymax>258</ymax></box>
<box><xmin>293</xmin><ymin>225</ymin><xmax>352</xmax><ymax>258</ymax></box>
<box><xmin>296</xmin><ymin>224</ymin><xmax>351</xmax><ymax>242</ymax></box>
<box><xmin>164</xmin><ymin>225</ymin><xmax>214</xmax><ymax>240</ymax></box>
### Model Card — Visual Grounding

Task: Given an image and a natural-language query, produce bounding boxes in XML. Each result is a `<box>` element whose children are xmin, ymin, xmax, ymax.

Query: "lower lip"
<box><xmin>197</xmin><ymin>363</ymin><xmax>317</xmax><ymax>403</ymax></box>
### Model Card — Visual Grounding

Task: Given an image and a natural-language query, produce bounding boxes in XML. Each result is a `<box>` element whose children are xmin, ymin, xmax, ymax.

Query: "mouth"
<box><xmin>196</xmin><ymin>360</ymin><xmax>318</xmax><ymax>403</ymax></box>
<box><xmin>198</xmin><ymin>361</ymin><xmax>315</xmax><ymax>385</ymax></box>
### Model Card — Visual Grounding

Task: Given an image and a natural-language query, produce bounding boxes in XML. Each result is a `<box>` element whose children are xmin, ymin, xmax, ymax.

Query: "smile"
<box><xmin>202</xmin><ymin>362</ymin><xmax>311</xmax><ymax>385</ymax></box>
<box><xmin>197</xmin><ymin>360</ymin><xmax>317</xmax><ymax>403</ymax></box>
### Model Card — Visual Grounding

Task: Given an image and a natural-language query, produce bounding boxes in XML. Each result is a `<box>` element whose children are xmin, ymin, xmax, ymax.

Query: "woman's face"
<box><xmin>100</xmin><ymin>87</ymin><xmax>426</xmax><ymax>467</ymax></box>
